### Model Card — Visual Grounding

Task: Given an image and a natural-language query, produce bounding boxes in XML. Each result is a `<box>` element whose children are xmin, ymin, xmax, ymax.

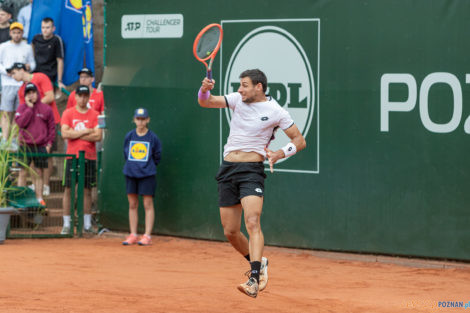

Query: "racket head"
<box><xmin>193</xmin><ymin>23</ymin><xmax>223</xmax><ymax>65</ymax></box>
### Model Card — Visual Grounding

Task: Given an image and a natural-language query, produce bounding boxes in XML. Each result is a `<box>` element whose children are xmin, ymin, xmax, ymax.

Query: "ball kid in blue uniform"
<box><xmin>122</xmin><ymin>108</ymin><xmax>162</xmax><ymax>246</ymax></box>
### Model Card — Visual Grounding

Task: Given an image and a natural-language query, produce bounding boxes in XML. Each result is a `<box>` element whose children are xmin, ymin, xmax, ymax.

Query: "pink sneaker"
<box><xmin>138</xmin><ymin>235</ymin><xmax>152</xmax><ymax>246</ymax></box>
<box><xmin>122</xmin><ymin>234</ymin><xmax>138</xmax><ymax>245</ymax></box>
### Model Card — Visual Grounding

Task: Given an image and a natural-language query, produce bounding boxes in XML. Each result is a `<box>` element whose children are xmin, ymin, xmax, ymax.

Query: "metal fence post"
<box><xmin>76</xmin><ymin>151</ymin><xmax>85</xmax><ymax>237</ymax></box>
<box><xmin>70</xmin><ymin>156</ymin><xmax>77</xmax><ymax>237</ymax></box>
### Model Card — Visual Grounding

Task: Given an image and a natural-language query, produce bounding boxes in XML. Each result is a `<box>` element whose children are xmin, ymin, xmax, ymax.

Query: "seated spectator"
<box><xmin>15</xmin><ymin>82</ymin><xmax>55</xmax><ymax>206</ymax></box>
<box><xmin>17</xmin><ymin>0</ymin><xmax>32</xmax><ymax>40</ymax></box>
<box><xmin>31</xmin><ymin>17</ymin><xmax>65</xmax><ymax>90</ymax></box>
<box><xmin>0</xmin><ymin>22</ymin><xmax>35</xmax><ymax>148</ymax></box>
<box><xmin>0</xmin><ymin>5</ymin><xmax>12</xmax><ymax>44</ymax></box>
<box><xmin>66</xmin><ymin>68</ymin><xmax>105</xmax><ymax>114</ymax></box>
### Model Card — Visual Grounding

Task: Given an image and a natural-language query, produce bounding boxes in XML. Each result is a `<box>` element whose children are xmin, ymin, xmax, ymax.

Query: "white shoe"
<box><xmin>237</xmin><ymin>277</ymin><xmax>258</xmax><ymax>298</ymax></box>
<box><xmin>60</xmin><ymin>226</ymin><xmax>70</xmax><ymax>235</ymax></box>
<box><xmin>43</xmin><ymin>185</ymin><xmax>50</xmax><ymax>196</ymax></box>
<box><xmin>259</xmin><ymin>257</ymin><xmax>269</xmax><ymax>291</ymax></box>
<box><xmin>28</xmin><ymin>184</ymin><xmax>35</xmax><ymax>191</ymax></box>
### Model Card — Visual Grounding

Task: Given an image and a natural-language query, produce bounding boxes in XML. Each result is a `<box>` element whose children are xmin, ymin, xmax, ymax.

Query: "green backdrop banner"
<box><xmin>100</xmin><ymin>0</ymin><xmax>470</xmax><ymax>260</ymax></box>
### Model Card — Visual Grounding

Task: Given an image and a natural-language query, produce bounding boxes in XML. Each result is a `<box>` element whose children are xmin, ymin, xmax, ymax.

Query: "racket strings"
<box><xmin>196</xmin><ymin>27</ymin><xmax>221</xmax><ymax>59</ymax></box>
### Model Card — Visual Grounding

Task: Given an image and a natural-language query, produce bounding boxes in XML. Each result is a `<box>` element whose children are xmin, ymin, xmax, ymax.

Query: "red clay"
<box><xmin>1</xmin><ymin>236</ymin><xmax>469</xmax><ymax>313</ymax></box>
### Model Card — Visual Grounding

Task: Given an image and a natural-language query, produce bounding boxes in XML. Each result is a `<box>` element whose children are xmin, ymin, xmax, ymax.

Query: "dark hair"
<box><xmin>239</xmin><ymin>69</ymin><xmax>267</xmax><ymax>93</ymax></box>
<box><xmin>0</xmin><ymin>4</ymin><xmax>13</xmax><ymax>16</ymax></box>
<box><xmin>42</xmin><ymin>17</ymin><xmax>54</xmax><ymax>25</ymax></box>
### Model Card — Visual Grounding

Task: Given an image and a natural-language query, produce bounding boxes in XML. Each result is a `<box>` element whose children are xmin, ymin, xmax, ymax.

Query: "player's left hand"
<box><xmin>264</xmin><ymin>147</ymin><xmax>285</xmax><ymax>173</ymax></box>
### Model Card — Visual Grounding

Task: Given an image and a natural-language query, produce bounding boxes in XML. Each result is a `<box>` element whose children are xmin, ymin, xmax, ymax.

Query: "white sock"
<box><xmin>84</xmin><ymin>214</ymin><xmax>92</xmax><ymax>229</ymax></box>
<box><xmin>63</xmin><ymin>215</ymin><xmax>71</xmax><ymax>227</ymax></box>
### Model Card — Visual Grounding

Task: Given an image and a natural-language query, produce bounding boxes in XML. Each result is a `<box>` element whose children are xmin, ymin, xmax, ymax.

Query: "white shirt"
<box><xmin>223</xmin><ymin>92</ymin><xmax>294</xmax><ymax>158</ymax></box>
<box><xmin>18</xmin><ymin>4</ymin><xmax>32</xmax><ymax>39</ymax></box>
<box><xmin>0</xmin><ymin>40</ymin><xmax>35</xmax><ymax>86</ymax></box>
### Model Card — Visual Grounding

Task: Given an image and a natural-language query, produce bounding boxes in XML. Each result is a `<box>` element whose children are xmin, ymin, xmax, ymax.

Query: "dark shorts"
<box><xmin>215</xmin><ymin>160</ymin><xmax>266</xmax><ymax>207</ymax></box>
<box><xmin>63</xmin><ymin>158</ymin><xmax>97</xmax><ymax>189</ymax></box>
<box><xmin>125</xmin><ymin>175</ymin><xmax>156</xmax><ymax>196</ymax></box>
<box><xmin>21</xmin><ymin>145</ymin><xmax>48</xmax><ymax>169</ymax></box>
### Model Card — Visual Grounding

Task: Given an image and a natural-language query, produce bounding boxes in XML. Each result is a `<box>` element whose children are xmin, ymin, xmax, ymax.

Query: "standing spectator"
<box><xmin>9</xmin><ymin>62</ymin><xmax>61</xmax><ymax>195</ymax></box>
<box><xmin>31</xmin><ymin>17</ymin><xmax>65</xmax><ymax>91</ymax></box>
<box><xmin>60</xmin><ymin>85</ymin><xmax>102</xmax><ymax>235</ymax></box>
<box><xmin>0</xmin><ymin>5</ymin><xmax>12</xmax><ymax>44</ymax></box>
<box><xmin>66</xmin><ymin>68</ymin><xmax>104</xmax><ymax>114</ymax></box>
<box><xmin>0</xmin><ymin>23</ymin><xmax>35</xmax><ymax>147</ymax></box>
<box><xmin>15</xmin><ymin>82</ymin><xmax>55</xmax><ymax>206</ymax></box>
<box><xmin>17</xmin><ymin>0</ymin><xmax>32</xmax><ymax>40</ymax></box>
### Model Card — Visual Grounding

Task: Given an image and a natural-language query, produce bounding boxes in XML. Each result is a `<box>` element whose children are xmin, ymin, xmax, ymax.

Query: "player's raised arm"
<box><xmin>198</xmin><ymin>77</ymin><xmax>227</xmax><ymax>108</ymax></box>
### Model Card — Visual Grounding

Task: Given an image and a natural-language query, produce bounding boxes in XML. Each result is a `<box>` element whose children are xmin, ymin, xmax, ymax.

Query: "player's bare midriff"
<box><xmin>224</xmin><ymin>150</ymin><xmax>264</xmax><ymax>162</ymax></box>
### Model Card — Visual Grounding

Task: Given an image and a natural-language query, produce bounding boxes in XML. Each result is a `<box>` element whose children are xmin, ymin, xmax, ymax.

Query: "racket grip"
<box><xmin>207</xmin><ymin>69</ymin><xmax>212</xmax><ymax>80</ymax></box>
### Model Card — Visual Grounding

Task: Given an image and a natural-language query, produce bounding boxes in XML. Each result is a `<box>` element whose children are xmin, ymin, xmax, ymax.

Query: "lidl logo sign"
<box><xmin>220</xmin><ymin>19</ymin><xmax>320</xmax><ymax>174</ymax></box>
<box><xmin>129</xmin><ymin>141</ymin><xmax>149</xmax><ymax>162</ymax></box>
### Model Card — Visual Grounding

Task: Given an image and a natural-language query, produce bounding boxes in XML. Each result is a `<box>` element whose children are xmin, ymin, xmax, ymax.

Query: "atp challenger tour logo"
<box><xmin>220</xmin><ymin>19</ymin><xmax>320</xmax><ymax>174</ymax></box>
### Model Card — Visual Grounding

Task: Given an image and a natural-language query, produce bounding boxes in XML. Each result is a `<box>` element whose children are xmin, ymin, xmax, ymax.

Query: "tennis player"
<box><xmin>198</xmin><ymin>69</ymin><xmax>306</xmax><ymax>298</ymax></box>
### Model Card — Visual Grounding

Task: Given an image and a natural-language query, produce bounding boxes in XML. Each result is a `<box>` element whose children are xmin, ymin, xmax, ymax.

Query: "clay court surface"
<box><xmin>1</xmin><ymin>235</ymin><xmax>469</xmax><ymax>313</ymax></box>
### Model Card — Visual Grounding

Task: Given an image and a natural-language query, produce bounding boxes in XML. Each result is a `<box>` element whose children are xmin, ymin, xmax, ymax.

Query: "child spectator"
<box><xmin>9</xmin><ymin>62</ymin><xmax>61</xmax><ymax>196</ymax></box>
<box><xmin>15</xmin><ymin>82</ymin><xmax>55</xmax><ymax>206</ymax></box>
<box><xmin>122</xmin><ymin>108</ymin><xmax>161</xmax><ymax>246</ymax></box>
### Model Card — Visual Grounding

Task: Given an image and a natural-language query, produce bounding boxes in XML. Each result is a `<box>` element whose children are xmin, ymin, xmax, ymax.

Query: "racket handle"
<box><xmin>207</xmin><ymin>69</ymin><xmax>212</xmax><ymax>80</ymax></box>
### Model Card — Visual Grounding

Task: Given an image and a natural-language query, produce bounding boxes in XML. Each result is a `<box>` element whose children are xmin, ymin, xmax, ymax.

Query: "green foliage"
<box><xmin>0</xmin><ymin>124</ymin><xmax>34</xmax><ymax>207</ymax></box>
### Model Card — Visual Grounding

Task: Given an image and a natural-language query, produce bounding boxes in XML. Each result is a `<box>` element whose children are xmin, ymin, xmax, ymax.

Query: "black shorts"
<box><xmin>21</xmin><ymin>145</ymin><xmax>48</xmax><ymax>168</ymax></box>
<box><xmin>125</xmin><ymin>175</ymin><xmax>156</xmax><ymax>196</ymax></box>
<box><xmin>215</xmin><ymin>160</ymin><xmax>266</xmax><ymax>207</ymax></box>
<box><xmin>63</xmin><ymin>158</ymin><xmax>97</xmax><ymax>189</ymax></box>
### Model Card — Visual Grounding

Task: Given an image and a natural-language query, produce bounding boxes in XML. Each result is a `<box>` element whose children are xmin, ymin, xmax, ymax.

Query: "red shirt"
<box><xmin>61</xmin><ymin>106</ymin><xmax>99</xmax><ymax>160</ymax></box>
<box><xmin>66</xmin><ymin>89</ymin><xmax>105</xmax><ymax>114</ymax></box>
<box><xmin>18</xmin><ymin>73</ymin><xmax>61</xmax><ymax>124</ymax></box>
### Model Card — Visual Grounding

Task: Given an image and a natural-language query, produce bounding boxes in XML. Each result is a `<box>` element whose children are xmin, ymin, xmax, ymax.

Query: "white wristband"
<box><xmin>281</xmin><ymin>142</ymin><xmax>297</xmax><ymax>158</ymax></box>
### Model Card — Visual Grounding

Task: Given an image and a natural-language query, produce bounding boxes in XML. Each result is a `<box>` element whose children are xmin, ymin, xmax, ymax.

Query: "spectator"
<box><xmin>0</xmin><ymin>5</ymin><xmax>12</xmax><ymax>44</ymax></box>
<box><xmin>9</xmin><ymin>62</ymin><xmax>61</xmax><ymax>195</ymax></box>
<box><xmin>60</xmin><ymin>85</ymin><xmax>102</xmax><ymax>235</ymax></box>
<box><xmin>0</xmin><ymin>22</ymin><xmax>35</xmax><ymax>147</ymax></box>
<box><xmin>17</xmin><ymin>0</ymin><xmax>32</xmax><ymax>40</ymax></box>
<box><xmin>15</xmin><ymin>82</ymin><xmax>55</xmax><ymax>206</ymax></box>
<box><xmin>66</xmin><ymin>68</ymin><xmax>104</xmax><ymax>114</ymax></box>
<box><xmin>31</xmin><ymin>17</ymin><xmax>65</xmax><ymax>90</ymax></box>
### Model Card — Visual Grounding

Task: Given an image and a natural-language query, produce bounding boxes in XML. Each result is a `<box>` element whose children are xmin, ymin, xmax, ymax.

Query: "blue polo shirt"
<box><xmin>123</xmin><ymin>129</ymin><xmax>161</xmax><ymax>178</ymax></box>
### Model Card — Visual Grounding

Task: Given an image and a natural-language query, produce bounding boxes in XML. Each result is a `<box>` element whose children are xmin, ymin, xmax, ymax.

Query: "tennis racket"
<box><xmin>193</xmin><ymin>23</ymin><xmax>223</xmax><ymax>80</ymax></box>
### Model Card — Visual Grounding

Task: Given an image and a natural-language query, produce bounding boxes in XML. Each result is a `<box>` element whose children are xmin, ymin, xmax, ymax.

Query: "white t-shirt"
<box><xmin>223</xmin><ymin>92</ymin><xmax>294</xmax><ymax>158</ymax></box>
<box><xmin>0</xmin><ymin>40</ymin><xmax>35</xmax><ymax>86</ymax></box>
